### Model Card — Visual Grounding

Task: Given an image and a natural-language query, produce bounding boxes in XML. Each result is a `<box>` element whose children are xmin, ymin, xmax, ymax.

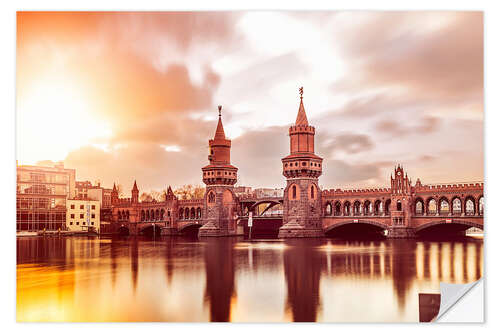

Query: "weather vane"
<box><xmin>299</xmin><ymin>86</ymin><xmax>304</xmax><ymax>99</ymax></box>
<box><xmin>218</xmin><ymin>105</ymin><xmax>222</xmax><ymax>117</ymax></box>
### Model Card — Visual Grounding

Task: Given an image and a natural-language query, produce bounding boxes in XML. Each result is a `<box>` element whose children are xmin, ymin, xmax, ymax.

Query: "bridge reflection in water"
<box><xmin>17</xmin><ymin>236</ymin><xmax>483</xmax><ymax>322</ymax></box>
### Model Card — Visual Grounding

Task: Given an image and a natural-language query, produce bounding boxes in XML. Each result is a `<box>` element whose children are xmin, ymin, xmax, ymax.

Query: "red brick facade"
<box><xmin>108</xmin><ymin>90</ymin><xmax>484</xmax><ymax>238</ymax></box>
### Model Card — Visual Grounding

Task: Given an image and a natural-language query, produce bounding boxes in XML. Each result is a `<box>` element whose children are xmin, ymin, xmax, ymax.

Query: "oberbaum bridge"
<box><xmin>109</xmin><ymin>88</ymin><xmax>484</xmax><ymax>238</ymax></box>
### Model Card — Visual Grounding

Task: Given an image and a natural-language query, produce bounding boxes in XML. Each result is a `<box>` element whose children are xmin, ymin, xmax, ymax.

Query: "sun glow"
<box><xmin>16</xmin><ymin>76</ymin><xmax>112</xmax><ymax>164</ymax></box>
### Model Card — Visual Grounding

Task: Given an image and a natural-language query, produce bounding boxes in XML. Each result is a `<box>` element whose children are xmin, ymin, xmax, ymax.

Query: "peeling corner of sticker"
<box><xmin>435</xmin><ymin>278</ymin><xmax>483</xmax><ymax>322</ymax></box>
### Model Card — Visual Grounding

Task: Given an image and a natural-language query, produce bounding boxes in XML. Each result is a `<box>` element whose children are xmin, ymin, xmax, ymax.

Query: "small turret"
<box><xmin>131</xmin><ymin>180</ymin><xmax>139</xmax><ymax>203</ymax></box>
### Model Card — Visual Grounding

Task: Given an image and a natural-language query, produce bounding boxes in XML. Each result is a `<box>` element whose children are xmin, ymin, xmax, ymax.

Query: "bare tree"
<box><xmin>174</xmin><ymin>184</ymin><xmax>205</xmax><ymax>200</ymax></box>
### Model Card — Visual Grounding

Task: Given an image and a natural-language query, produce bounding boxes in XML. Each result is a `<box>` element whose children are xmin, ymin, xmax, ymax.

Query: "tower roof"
<box><xmin>214</xmin><ymin>105</ymin><xmax>226</xmax><ymax>140</ymax></box>
<box><xmin>112</xmin><ymin>183</ymin><xmax>117</xmax><ymax>192</ymax></box>
<box><xmin>132</xmin><ymin>180</ymin><xmax>138</xmax><ymax>192</ymax></box>
<box><xmin>295</xmin><ymin>88</ymin><xmax>309</xmax><ymax>126</ymax></box>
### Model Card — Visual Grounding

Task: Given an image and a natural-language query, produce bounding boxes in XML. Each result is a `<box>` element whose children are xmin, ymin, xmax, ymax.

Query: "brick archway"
<box><xmin>324</xmin><ymin>220</ymin><xmax>389</xmax><ymax>234</ymax></box>
<box><xmin>414</xmin><ymin>219</ymin><xmax>483</xmax><ymax>233</ymax></box>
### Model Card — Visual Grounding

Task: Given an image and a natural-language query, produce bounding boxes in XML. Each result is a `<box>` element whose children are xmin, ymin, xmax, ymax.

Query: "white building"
<box><xmin>66</xmin><ymin>199</ymin><xmax>100</xmax><ymax>233</ymax></box>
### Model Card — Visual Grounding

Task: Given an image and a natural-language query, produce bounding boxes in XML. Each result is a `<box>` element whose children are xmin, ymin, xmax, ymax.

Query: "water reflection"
<box><xmin>17</xmin><ymin>236</ymin><xmax>483</xmax><ymax>322</ymax></box>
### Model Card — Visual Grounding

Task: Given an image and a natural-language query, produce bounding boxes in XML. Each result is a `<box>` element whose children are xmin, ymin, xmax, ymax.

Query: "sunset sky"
<box><xmin>16</xmin><ymin>11</ymin><xmax>483</xmax><ymax>193</ymax></box>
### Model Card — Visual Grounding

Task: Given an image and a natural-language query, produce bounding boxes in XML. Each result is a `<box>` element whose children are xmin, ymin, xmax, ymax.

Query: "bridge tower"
<box><xmin>111</xmin><ymin>183</ymin><xmax>118</xmax><ymax>205</ymax></box>
<box><xmin>387</xmin><ymin>165</ymin><xmax>415</xmax><ymax>238</ymax></box>
<box><xmin>278</xmin><ymin>88</ymin><xmax>324</xmax><ymax>238</ymax></box>
<box><xmin>199</xmin><ymin>106</ymin><xmax>240</xmax><ymax>237</ymax></box>
<box><xmin>131</xmin><ymin>180</ymin><xmax>139</xmax><ymax>204</ymax></box>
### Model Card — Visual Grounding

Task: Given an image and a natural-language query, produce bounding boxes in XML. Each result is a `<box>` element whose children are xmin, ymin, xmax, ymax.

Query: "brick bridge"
<box><xmin>107</xmin><ymin>94</ymin><xmax>484</xmax><ymax>239</ymax></box>
<box><xmin>234</xmin><ymin>171</ymin><xmax>484</xmax><ymax>238</ymax></box>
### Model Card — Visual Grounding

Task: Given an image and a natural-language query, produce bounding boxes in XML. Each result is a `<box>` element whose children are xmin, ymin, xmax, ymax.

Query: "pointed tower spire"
<box><xmin>295</xmin><ymin>86</ymin><xmax>309</xmax><ymax>126</ymax></box>
<box><xmin>214</xmin><ymin>105</ymin><xmax>226</xmax><ymax>140</ymax></box>
<box><xmin>112</xmin><ymin>182</ymin><xmax>117</xmax><ymax>191</ymax></box>
<box><xmin>132</xmin><ymin>180</ymin><xmax>138</xmax><ymax>191</ymax></box>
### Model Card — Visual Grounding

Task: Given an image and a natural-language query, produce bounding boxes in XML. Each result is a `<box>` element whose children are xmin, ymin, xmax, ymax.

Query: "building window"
<box><xmin>70</xmin><ymin>214</ymin><xmax>75</xmax><ymax>218</ymax></box>
<box><xmin>292</xmin><ymin>185</ymin><xmax>297</xmax><ymax>199</ymax></box>
<box><xmin>91</xmin><ymin>214</ymin><xmax>95</xmax><ymax>218</ymax></box>
<box><xmin>70</xmin><ymin>222</ymin><xmax>73</xmax><ymax>225</ymax></box>
<box><xmin>91</xmin><ymin>205</ymin><xmax>95</xmax><ymax>210</ymax></box>
<box><xmin>70</xmin><ymin>204</ymin><xmax>75</xmax><ymax>209</ymax></box>
<box><xmin>80</xmin><ymin>205</ymin><xmax>84</xmax><ymax>209</ymax></box>
<box><xmin>76</xmin><ymin>222</ymin><xmax>79</xmax><ymax>225</ymax></box>
<box><xmin>83</xmin><ymin>222</ymin><xmax>86</xmax><ymax>225</ymax></box>
<box><xmin>91</xmin><ymin>222</ymin><xmax>94</xmax><ymax>225</ymax></box>
<box><xmin>80</xmin><ymin>214</ymin><xmax>84</xmax><ymax>218</ymax></box>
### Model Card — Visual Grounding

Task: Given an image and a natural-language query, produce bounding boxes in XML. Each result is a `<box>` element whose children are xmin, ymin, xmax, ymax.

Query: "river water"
<box><xmin>16</xmin><ymin>236</ymin><xmax>483</xmax><ymax>322</ymax></box>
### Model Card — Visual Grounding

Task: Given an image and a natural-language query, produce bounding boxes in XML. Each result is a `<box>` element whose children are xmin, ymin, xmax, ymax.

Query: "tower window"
<box><xmin>292</xmin><ymin>185</ymin><xmax>297</xmax><ymax>199</ymax></box>
<box><xmin>208</xmin><ymin>192</ymin><xmax>215</xmax><ymax>203</ymax></box>
<box><xmin>310</xmin><ymin>186</ymin><xmax>315</xmax><ymax>199</ymax></box>
<box><xmin>302</xmin><ymin>162</ymin><xmax>306</xmax><ymax>166</ymax></box>
<box><xmin>397</xmin><ymin>200</ymin><xmax>402</xmax><ymax>211</ymax></box>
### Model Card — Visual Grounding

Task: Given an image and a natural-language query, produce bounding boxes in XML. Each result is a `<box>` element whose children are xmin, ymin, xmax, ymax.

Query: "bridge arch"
<box><xmin>140</xmin><ymin>224</ymin><xmax>162</xmax><ymax>236</ymax></box>
<box><xmin>324</xmin><ymin>220</ymin><xmax>388</xmax><ymax>238</ymax></box>
<box><xmin>178</xmin><ymin>222</ymin><xmax>202</xmax><ymax>235</ymax></box>
<box><xmin>118</xmin><ymin>225</ymin><xmax>129</xmax><ymax>236</ymax></box>
<box><xmin>415</xmin><ymin>219</ymin><xmax>483</xmax><ymax>237</ymax></box>
<box><xmin>249</xmin><ymin>200</ymin><xmax>282</xmax><ymax>216</ymax></box>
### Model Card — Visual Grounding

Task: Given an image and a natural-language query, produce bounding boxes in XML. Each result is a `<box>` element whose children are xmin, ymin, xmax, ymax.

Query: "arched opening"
<box><xmin>160</xmin><ymin>209</ymin><xmax>165</xmax><ymax>220</ymax></box>
<box><xmin>416</xmin><ymin>221</ymin><xmax>483</xmax><ymax>239</ymax></box>
<box><xmin>178</xmin><ymin>208</ymin><xmax>183</xmax><ymax>220</ymax></box>
<box><xmin>150</xmin><ymin>209</ymin><xmax>155</xmax><ymax>221</ymax></box>
<box><xmin>452</xmin><ymin>197</ymin><xmax>462</xmax><ymax>215</ymax></box>
<box><xmin>208</xmin><ymin>191</ymin><xmax>216</xmax><ymax>204</ymax></box>
<box><xmin>292</xmin><ymin>185</ymin><xmax>297</xmax><ymax>199</ymax></box>
<box><xmin>353</xmin><ymin>201</ymin><xmax>361</xmax><ymax>216</ymax></box>
<box><xmin>334</xmin><ymin>201</ymin><xmax>342</xmax><ymax>216</ymax></box>
<box><xmin>118</xmin><ymin>226</ymin><xmax>129</xmax><ymax>236</ymax></box>
<box><xmin>155</xmin><ymin>209</ymin><xmax>160</xmax><ymax>221</ymax></box>
<box><xmin>427</xmin><ymin>198</ymin><xmax>437</xmax><ymax>215</ymax></box>
<box><xmin>179</xmin><ymin>223</ymin><xmax>202</xmax><ymax>237</ymax></box>
<box><xmin>384</xmin><ymin>199</ymin><xmax>391</xmax><ymax>215</ymax></box>
<box><xmin>415</xmin><ymin>198</ymin><xmax>424</xmax><ymax>215</ymax></box>
<box><xmin>374</xmin><ymin>200</ymin><xmax>382</xmax><ymax>216</ymax></box>
<box><xmin>310</xmin><ymin>185</ymin><xmax>316</xmax><ymax>199</ymax></box>
<box><xmin>325</xmin><ymin>202</ymin><xmax>332</xmax><ymax>216</ymax></box>
<box><xmin>396</xmin><ymin>200</ymin><xmax>402</xmax><ymax>211</ymax></box>
<box><xmin>479</xmin><ymin>196</ymin><xmax>484</xmax><ymax>215</ymax></box>
<box><xmin>325</xmin><ymin>221</ymin><xmax>386</xmax><ymax>239</ymax></box>
<box><xmin>146</xmin><ymin>210</ymin><xmax>150</xmax><ymax>221</ymax></box>
<box><xmin>141</xmin><ymin>210</ymin><xmax>145</xmax><ymax>221</ymax></box>
<box><xmin>191</xmin><ymin>207</ymin><xmax>196</xmax><ymax>219</ymax></box>
<box><xmin>197</xmin><ymin>207</ymin><xmax>202</xmax><ymax>219</ymax></box>
<box><xmin>363</xmin><ymin>200</ymin><xmax>372</xmax><ymax>215</ymax></box>
<box><xmin>140</xmin><ymin>224</ymin><xmax>162</xmax><ymax>237</ymax></box>
<box><xmin>439</xmin><ymin>198</ymin><xmax>450</xmax><ymax>215</ymax></box>
<box><xmin>118</xmin><ymin>211</ymin><xmax>122</xmax><ymax>221</ymax></box>
<box><xmin>343</xmin><ymin>201</ymin><xmax>351</xmax><ymax>216</ymax></box>
<box><xmin>465</xmin><ymin>197</ymin><xmax>475</xmax><ymax>215</ymax></box>
<box><xmin>126</xmin><ymin>210</ymin><xmax>130</xmax><ymax>221</ymax></box>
